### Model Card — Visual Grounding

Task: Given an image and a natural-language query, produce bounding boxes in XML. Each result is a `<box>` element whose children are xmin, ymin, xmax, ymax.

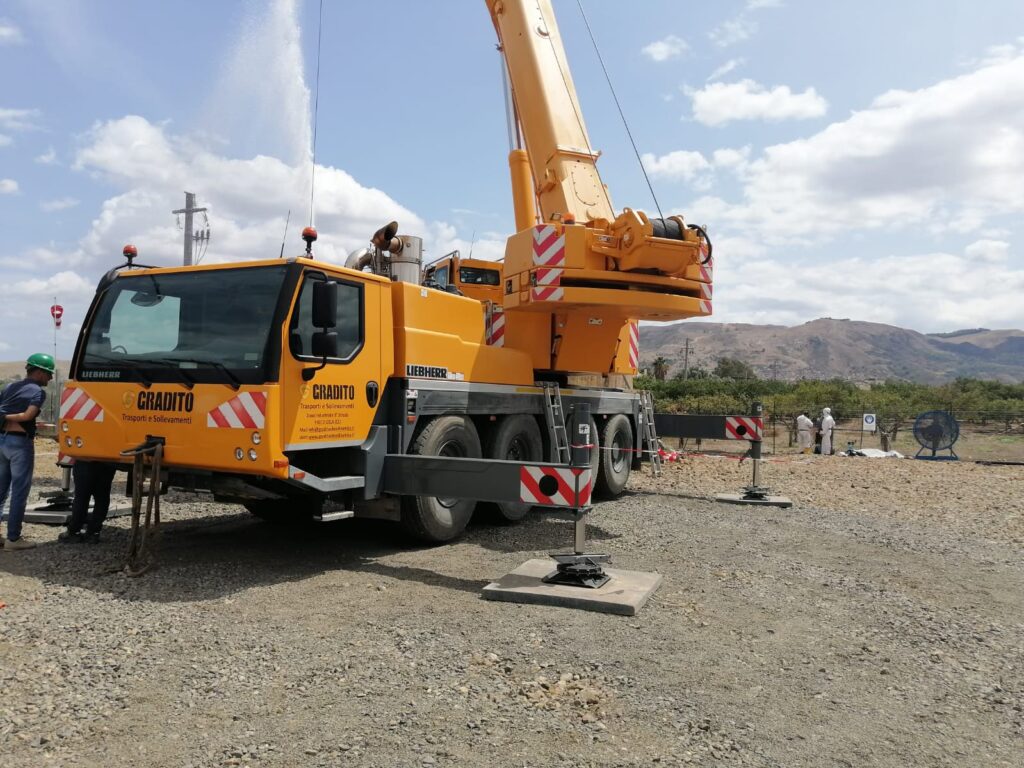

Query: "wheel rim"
<box><xmin>436</xmin><ymin>438</ymin><xmax>465</xmax><ymax>508</ymax></box>
<box><xmin>610</xmin><ymin>433</ymin><xmax>626</xmax><ymax>473</ymax></box>
<box><xmin>505</xmin><ymin>435</ymin><xmax>531</xmax><ymax>462</ymax></box>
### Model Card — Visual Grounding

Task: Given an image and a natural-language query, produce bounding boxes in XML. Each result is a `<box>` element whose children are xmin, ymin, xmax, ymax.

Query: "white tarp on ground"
<box><xmin>842</xmin><ymin>448</ymin><xmax>904</xmax><ymax>458</ymax></box>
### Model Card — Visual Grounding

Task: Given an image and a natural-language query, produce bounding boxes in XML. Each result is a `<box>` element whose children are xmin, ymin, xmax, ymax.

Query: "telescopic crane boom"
<box><xmin>484</xmin><ymin>0</ymin><xmax>713</xmax><ymax>376</ymax></box>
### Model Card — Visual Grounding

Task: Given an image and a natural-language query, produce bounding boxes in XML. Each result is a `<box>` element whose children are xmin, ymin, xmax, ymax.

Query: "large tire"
<box><xmin>401</xmin><ymin>416</ymin><xmax>482</xmax><ymax>542</ymax></box>
<box><xmin>595</xmin><ymin>413</ymin><xmax>633</xmax><ymax>498</ymax></box>
<box><xmin>485</xmin><ymin>414</ymin><xmax>544</xmax><ymax>522</ymax></box>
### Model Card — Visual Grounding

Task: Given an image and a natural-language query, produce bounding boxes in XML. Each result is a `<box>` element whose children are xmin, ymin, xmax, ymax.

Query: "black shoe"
<box><xmin>58</xmin><ymin>530</ymin><xmax>83</xmax><ymax>544</ymax></box>
<box><xmin>82</xmin><ymin>531</ymin><xmax>101</xmax><ymax>544</ymax></box>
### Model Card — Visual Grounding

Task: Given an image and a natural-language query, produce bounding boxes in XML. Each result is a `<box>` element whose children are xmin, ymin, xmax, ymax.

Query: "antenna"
<box><xmin>468</xmin><ymin>230</ymin><xmax>476</xmax><ymax>259</ymax></box>
<box><xmin>308</xmin><ymin>0</ymin><xmax>325</xmax><ymax>229</ymax></box>
<box><xmin>279</xmin><ymin>209</ymin><xmax>291</xmax><ymax>258</ymax></box>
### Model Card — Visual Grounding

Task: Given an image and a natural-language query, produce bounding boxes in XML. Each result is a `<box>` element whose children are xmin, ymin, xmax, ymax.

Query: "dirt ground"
<box><xmin>1</xmin><ymin>453</ymin><xmax>1022</xmax><ymax>767</ymax></box>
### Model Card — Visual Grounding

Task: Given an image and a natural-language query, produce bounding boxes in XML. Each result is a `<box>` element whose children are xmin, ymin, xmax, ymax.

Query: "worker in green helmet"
<box><xmin>0</xmin><ymin>353</ymin><xmax>55</xmax><ymax>550</ymax></box>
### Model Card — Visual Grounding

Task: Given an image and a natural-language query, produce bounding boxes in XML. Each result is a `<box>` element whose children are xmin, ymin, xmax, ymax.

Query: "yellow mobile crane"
<box><xmin>60</xmin><ymin>0</ymin><xmax>720</xmax><ymax>543</ymax></box>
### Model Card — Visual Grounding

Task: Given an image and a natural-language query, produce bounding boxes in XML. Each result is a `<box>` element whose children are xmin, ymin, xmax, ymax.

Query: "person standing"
<box><xmin>796</xmin><ymin>412</ymin><xmax>814</xmax><ymax>454</ymax></box>
<box><xmin>0</xmin><ymin>353</ymin><xmax>55</xmax><ymax>550</ymax></box>
<box><xmin>59</xmin><ymin>461</ymin><xmax>118</xmax><ymax>544</ymax></box>
<box><xmin>820</xmin><ymin>407</ymin><xmax>836</xmax><ymax>456</ymax></box>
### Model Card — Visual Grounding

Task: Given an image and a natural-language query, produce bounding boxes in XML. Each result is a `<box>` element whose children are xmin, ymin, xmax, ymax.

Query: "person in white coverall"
<box><xmin>796</xmin><ymin>412</ymin><xmax>814</xmax><ymax>453</ymax></box>
<box><xmin>820</xmin><ymin>407</ymin><xmax>836</xmax><ymax>455</ymax></box>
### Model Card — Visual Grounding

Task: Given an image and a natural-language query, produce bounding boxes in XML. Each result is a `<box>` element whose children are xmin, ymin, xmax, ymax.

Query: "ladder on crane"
<box><xmin>639</xmin><ymin>390</ymin><xmax>662</xmax><ymax>476</ymax></box>
<box><xmin>542</xmin><ymin>382</ymin><xmax>571</xmax><ymax>464</ymax></box>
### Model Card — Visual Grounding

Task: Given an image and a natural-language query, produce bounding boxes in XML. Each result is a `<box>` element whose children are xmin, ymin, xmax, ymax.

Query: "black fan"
<box><xmin>912</xmin><ymin>410</ymin><xmax>960</xmax><ymax>460</ymax></box>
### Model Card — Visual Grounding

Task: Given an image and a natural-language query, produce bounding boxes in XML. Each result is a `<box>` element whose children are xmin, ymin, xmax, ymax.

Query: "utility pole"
<box><xmin>682</xmin><ymin>337</ymin><xmax>694</xmax><ymax>379</ymax></box>
<box><xmin>172</xmin><ymin>192</ymin><xmax>208</xmax><ymax>266</ymax></box>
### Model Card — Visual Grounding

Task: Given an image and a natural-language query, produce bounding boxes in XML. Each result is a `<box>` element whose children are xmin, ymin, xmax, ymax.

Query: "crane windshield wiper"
<box><xmin>147</xmin><ymin>358</ymin><xmax>196</xmax><ymax>389</ymax></box>
<box><xmin>81</xmin><ymin>353</ymin><xmax>154</xmax><ymax>388</ymax></box>
<box><xmin>173</xmin><ymin>358</ymin><xmax>242</xmax><ymax>390</ymax></box>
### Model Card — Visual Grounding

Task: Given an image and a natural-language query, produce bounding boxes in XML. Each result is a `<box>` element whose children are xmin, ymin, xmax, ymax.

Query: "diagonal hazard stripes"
<box><xmin>207</xmin><ymin>391</ymin><xmax>267</xmax><ymax>429</ymax></box>
<box><xmin>519</xmin><ymin>466</ymin><xmax>592</xmax><ymax>508</ymax></box>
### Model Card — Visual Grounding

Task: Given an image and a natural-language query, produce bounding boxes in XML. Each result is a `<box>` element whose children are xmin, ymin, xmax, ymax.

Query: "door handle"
<box><xmin>366</xmin><ymin>381</ymin><xmax>379</xmax><ymax>408</ymax></box>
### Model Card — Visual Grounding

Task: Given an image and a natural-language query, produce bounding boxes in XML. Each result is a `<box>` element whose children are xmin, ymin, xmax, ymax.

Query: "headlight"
<box><xmin>251</xmin><ymin>431</ymin><xmax>262</xmax><ymax>445</ymax></box>
<box><xmin>65</xmin><ymin>437</ymin><xmax>73</xmax><ymax>447</ymax></box>
<box><xmin>74</xmin><ymin>437</ymin><xmax>84</xmax><ymax>448</ymax></box>
<box><xmin>234</xmin><ymin>448</ymin><xmax>244</xmax><ymax>461</ymax></box>
<box><xmin>61</xmin><ymin>421</ymin><xmax>70</xmax><ymax>433</ymax></box>
<box><xmin>248</xmin><ymin>449</ymin><xmax>258</xmax><ymax>461</ymax></box>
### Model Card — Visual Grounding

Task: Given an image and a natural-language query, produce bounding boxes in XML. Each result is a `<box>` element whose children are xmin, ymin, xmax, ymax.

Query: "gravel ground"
<box><xmin>1</xmin><ymin>455</ymin><xmax>1022</xmax><ymax>767</ymax></box>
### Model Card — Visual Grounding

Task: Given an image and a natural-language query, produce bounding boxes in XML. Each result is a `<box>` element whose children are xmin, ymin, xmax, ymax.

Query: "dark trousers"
<box><xmin>68</xmin><ymin>462</ymin><xmax>117</xmax><ymax>534</ymax></box>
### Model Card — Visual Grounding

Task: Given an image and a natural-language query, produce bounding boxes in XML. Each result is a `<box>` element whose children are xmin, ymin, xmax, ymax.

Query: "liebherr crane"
<box><xmin>59</xmin><ymin>1</ymin><xmax>722</xmax><ymax>545</ymax></box>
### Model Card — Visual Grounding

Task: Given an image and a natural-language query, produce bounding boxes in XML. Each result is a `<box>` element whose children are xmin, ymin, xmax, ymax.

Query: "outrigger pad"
<box><xmin>715</xmin><ymin>492</ymin><xmax>793</xmax><ymax>508</ymax></box>
<box><xmin>482</xmin><ymin>558</ymin><xmax>663</xmax><ymax>616</ymax></box>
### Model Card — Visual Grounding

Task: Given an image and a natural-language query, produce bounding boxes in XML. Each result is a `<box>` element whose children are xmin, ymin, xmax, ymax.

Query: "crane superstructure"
<box><xmin>59</xmin><ymin>1</ymin><xmax>720</xmax><ymax>544</ymax></box>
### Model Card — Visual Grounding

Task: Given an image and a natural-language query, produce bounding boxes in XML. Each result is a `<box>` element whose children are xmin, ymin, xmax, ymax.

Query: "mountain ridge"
<box><xmin>640</xmin><ymin>319</ymin><xmax>1024</xmax><ymax>384</ymax></box>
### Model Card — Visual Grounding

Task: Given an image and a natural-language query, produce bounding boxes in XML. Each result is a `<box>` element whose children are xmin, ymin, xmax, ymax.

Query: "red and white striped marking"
<box><xmin>519</xmin><ymin>466</ymin><xmax>592</xmax><ymax>508</ymax></box>
<box><xmin>700</xmin><ymin>282</ymin><xmax>712</xmax><ymax>300</ymax></box>
<box><xmin>59</xmin><ymin>387</ymin><xmax>105</xmax><ymax>422</ymax></box>
<box><xmin>627</xmin><ymin>322</ymin><xmax>639</xmax><ymax>370</ymax></box>
<box><xmin>531</xmin><ymin>267</ymin><xmax>564</xmax><ymax>302</ymax></box>
<box><xmin>532</xmin><ymin>225</ymin><xmax>566</xmax><ymax>267</ymax></box>
<box><xmin>725</xmin><ymin>416</ymin><xmax>763</xmax><ymax>441</ymax></box>
<box><xmin>699</xmin><ymin>300</ymin><xmax>712</xmax><ymax>315</ymax></box>
<box><xmin>698</xmin><ymin>240</ymin><xmax>713</xmax><ymax>283</ymax></box>
<box><xmin>57</xmin><ymin>452</ymin><xmax>75</xmax><ymax>467</ymax></box>
<box><xmin>486</xmin><ymin>307</ymin><xmax>506</xmax><ymax>347</ymax></box>
<box><xmin>207</xmin><ymin>391</ymin><xmax>267</xmax><ymax>429</ymax></box>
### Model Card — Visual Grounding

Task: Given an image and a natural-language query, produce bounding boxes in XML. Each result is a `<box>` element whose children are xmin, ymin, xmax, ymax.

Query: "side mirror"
<box><xmin>312</xmin><ymin>281</ymin><xmax>338</xmax><ymax>329</ymax></box>
<box><xmin>311</xmin><ymin>331</ymin><xmax>338</xmax><ymax>359</ymax></box>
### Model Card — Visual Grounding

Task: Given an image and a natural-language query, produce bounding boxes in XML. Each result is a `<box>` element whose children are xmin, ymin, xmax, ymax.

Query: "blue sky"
<box><xmin>1</xmin><ymin>0</ymin><xmax>1023</xmax><ymax>362</ymax></box>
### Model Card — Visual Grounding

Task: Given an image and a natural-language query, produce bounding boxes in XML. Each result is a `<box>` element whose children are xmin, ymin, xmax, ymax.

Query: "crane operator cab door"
<box><xmin>281</xmin><ymin>270</ymin><xmax>384</xmax><ymax>450</ymax></box>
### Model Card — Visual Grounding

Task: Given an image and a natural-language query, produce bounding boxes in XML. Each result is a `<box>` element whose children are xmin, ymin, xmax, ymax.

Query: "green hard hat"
<box><xmin>27</xmin><ymin>352</ymin><xmax>55</xmax><ymax>374</ymax></box>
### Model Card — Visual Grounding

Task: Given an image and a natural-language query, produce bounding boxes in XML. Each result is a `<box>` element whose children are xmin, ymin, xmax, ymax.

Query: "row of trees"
<box><xmin>638</xmin><ymin>371</ymin><xmax>1024</xmax><ymax>425</ymax></box>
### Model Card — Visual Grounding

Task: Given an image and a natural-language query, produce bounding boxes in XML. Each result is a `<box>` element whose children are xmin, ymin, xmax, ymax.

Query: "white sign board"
<box><xmin>863</xmin><ymin>413</ymin><xmax>877</xmax><ymax>433</ymax></box>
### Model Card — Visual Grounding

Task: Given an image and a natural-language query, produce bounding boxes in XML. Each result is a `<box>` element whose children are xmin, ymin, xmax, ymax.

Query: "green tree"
<box><xmin>652</xmin><ymin>356</ymin><xmax>670</xmax><ymax>381</ymax></box>
<box><xmin>714</xmin><ymin>357</ymin><xmax>757</xmax><ymax>380</ymax></box>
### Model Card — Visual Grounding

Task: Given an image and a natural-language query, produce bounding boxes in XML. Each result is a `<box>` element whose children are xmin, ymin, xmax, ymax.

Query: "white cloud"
<box><xmin>964</xmin><ymin>239</ymin><xmax>1009</xmax><ymax>263</ymax></box>
<box><xmin>40</xmin><ymin>197</ymin><xmax>80</xmax><ymax>212</ymax></box>
<box><xmin>0</xmin><ymin>107</ymin><xmax>41</xmax><ymax>132</ymax></box>
<box><xmin>684</xmin><ymin>50</ymin><xmax>1024</xmax><ymax>241</ymax></box>
<box><xmin>709</xmin><ymin>17</ymin><xmax>757</xmax><ymax>47</ymax></box>
<box><xmin>642</xmin><ymin>150</ymin><xmax>711</xmax><ymax>182</ymax></box>
<box><xmin>0</xmin><ymin>18</ymin><xmax>24</xmax><ymax>45</ymax></box>
<box><xmin>12</xmin><ymin>270</ymin><xmax>94</xmax><ymax>298</ymax></box>
<box><xmin>0</xmin><ymin>134</ymin><xmax>11</xmax><ymax>146</ymax></box>
<box><xmin>711</xmin><ymin>146</ymin><xmax>752</xmax><ymax>171</ymax></box>
<box><xmin>35</xmin><ymin>147</ymin><xmax>58</xmax><ymax>165</ymax></box>
<box><xmin>690</xmin><ymin>79</ymin><xmax>828</xmax><ymax>125</ymax></box>
<box><xmin>710</xmin><ymin>243</ymin><xmax>1024</xmax><ymax>331</ymax></box>
<box><xmin>706</xmin><ymin>58</ymin><xmax>744</xmax><ymax>82</ymax></box>
<box><xmin>708</xmin><ymin>1</ymin><xmax>782</xmax><ymax>48</ymax></box>
<box><xmin>642</xmin><ymin>35</ymin><xmax>688</xmax><ymax>62</ymax></box>
<box><xmin>0</xmin><ymin>178</ymin><xmax>19</xmax><ymax>194</ymax></box>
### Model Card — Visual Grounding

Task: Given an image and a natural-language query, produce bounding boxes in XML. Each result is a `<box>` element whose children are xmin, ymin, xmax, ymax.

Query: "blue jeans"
<box><xmin>0</xmin><ymin>433</ymin><xmax>35</xmax><ymax>542</ymax></box>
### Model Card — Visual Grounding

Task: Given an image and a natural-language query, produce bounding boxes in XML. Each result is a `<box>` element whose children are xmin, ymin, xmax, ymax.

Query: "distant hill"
<box><xmin>640</xmin><ymin>319</ymin><xmax>1024</xmax><ymax>384</ymax></box>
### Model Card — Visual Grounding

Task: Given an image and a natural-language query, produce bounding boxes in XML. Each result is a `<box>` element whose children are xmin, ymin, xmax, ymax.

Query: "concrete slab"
<box><xmin>715</xmin><ymin>492</ymin><xmax>793</xmax><ymax>508</ymax></box>
<box><xmin>482</xmin><ymin>558</ymin><xmax>663</xmax><ymax>616</ymax></box>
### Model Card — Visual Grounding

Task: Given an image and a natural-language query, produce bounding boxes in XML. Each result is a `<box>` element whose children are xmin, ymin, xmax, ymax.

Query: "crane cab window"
<box><xmin>432</xmin><ymin>266</ymin><xmax>450</xmax><ymax>288</ymax></box>
<box><xmin>459</xmin><ymin>266</ymin><xmax>500</xmax><ymax>286</ymax></box>
<box><xmin>289</xmin><ymin>273</ymin><xmax>363</xmax><ymax>362</ymax></box>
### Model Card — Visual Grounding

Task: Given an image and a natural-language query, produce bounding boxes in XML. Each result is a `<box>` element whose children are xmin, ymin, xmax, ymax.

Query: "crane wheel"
<box><xmin>400</xmin><ymin>415</ymin><xmax>482</xmax><ymax>542</ymax></box>
<box><xmin>595</xmin><ymin>413</ymin><xmax>633</xmax><ymax>498</ymax></box>
<box><xmin>484</xmin><ymin>415</ymin><xmax>544</xmax><ymax>522</ymax></box>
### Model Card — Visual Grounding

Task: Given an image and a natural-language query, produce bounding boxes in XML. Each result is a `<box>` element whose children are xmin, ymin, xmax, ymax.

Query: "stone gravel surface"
<box><xmin>1</xmin><ymin>456</ymin><xmax>1022</xmax><ymax>767</ymax></box>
